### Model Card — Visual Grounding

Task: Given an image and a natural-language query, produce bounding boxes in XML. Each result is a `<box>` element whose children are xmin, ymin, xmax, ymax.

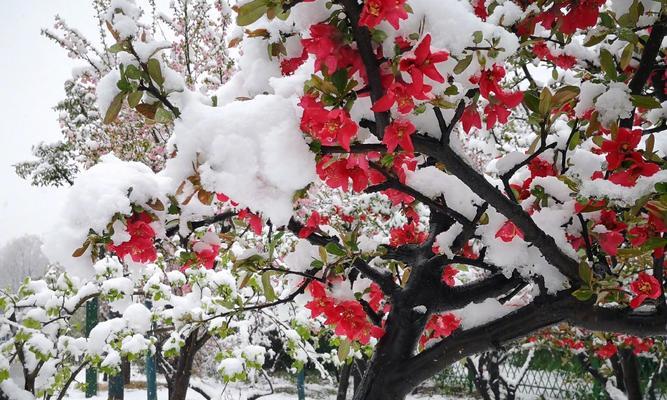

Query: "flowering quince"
<box><xmin>555</xmin><ymin>338</ymin><xmax>584</xmax><ymax>350</ymax></box>
<box><xmin>390</xmin><ymin>222</ymin><xmax>427</xmax><ymax>246</ymax></box>
<box><xmin>316</xmin><ymin>154</ymin><xmax>385</xmax><ymax>192</ymax></box>
<box><xmin>441</xmin><ymin>266</ymin><xmax>459</xmax><ymax>287</ymax></box>
<box><xmin>595</xmin><ymin>210</ymin><xmax>627</xmax><ymax>256</ymax></box>
<box><xmin>280</xmin><ymin>48</ymin><xmax>308</xmax><ymax>76</ymax></box>
<box><xmin>629</xmin><ymin>272</ymin><xmax>662</xmax><ymax>309</ymax></box>
<box><xmin>300</xmin><ymin>96</ymin><xmax>359</xmax><ymax>151</ymax></box>
<box><xmin>391</xmin><ymin>153</ymin><xmax>417</xmax><ymax>183</ymax></box>
<box><xmin>460</xmin><ymin>106</ymin><xmax>482</xmax><ymax>133</ymax></box>
<box><xmin>383</xmin><ymin>188</ymin><xmax>414</xmax><ymax>205</ymax></box>
<box><xmin>608</xmin><ymin>152</ymin><xmax>660</xmax><ymax>187</ymax></box>
<box><xmin>601</xmin><ymin>128</ymin><xmax>642</xmax><ymax>170</ymax></box>
<box><xmin>298</xmin><ymin>211</ymin><xmax>328</xmax><ymax>238</ymax></box>
<box><xmin>596</xmin><ymin>342</ymin><xmax>618</xmax><ymax>359</ymax></box>
<box><xmin>107</xmin><ymin>212</ymin><xmax>157</xmax><ymax>263</ymax></box>
<box><xmin>532</xmin><ymin>41</ymin><xmax>576</xmax><ymax>69</ymax></box>
<box><xmin>623</xmin><ymin>336</ymin><xmax>653</xmax><ymax>354</ymax></box>
<box><xmin>471</xmin><ymin>65</ymin><xmax>523</xmax><ymax>108</ymax></box>
<box><xmin>495</xmin><ymin>220</ymin><xmax>524</xmax><ymax>242</ymax></box>
<box><xmin>305</xmin><ymin>281</ymin><xmax>384</xmax><ymax>344</ymax></box>
<box><xmin>473</xmin><ymin>0</ymin><xmax>488</xmax><ymax>20</ymax></box>
<box><xmin>372</xmin><ymin>80</ymin><xmax>429</xmax><ymax>114</ymax></box>
<box><xmin>359</xmin><ymin>0</ymin><xmax>408</xmax><ymax>30</ymax></box>
<box><xmin>383</xmin><ymin>119</ymin><xmax>416</xmax><ymax>153</ymax></box>
<box><xmin>483</xmin><ymin>103</ymin><xmax>511</xmax><ymax>129</ymax></box>
<box><xmin>399</xmin><ymin>34</ymin><xmax>449</xmax><ymax>92</ymax></box>
<box><xmin>238</xmin><ymin>209</ymin><xmax>263</xmax><ymax>235</ymax></box>
<box><xmin>302</xmin><ymin>23</ymin><xmax>362</xmax><ymax>76</ymax></box>
<box><xmin>420</xmin><ymin>313</ymin><xmax>461</xmax><ymax>347</ymax></box>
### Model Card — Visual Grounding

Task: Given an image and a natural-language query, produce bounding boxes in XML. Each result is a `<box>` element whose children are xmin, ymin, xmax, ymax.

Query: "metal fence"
<box><xmin>438</xmin><ymin>359</ymin><xmax>667</xmax><ymax>400</ymax></box>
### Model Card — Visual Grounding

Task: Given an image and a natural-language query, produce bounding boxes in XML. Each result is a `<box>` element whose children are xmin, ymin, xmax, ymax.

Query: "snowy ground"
<box><xmin>61</xmin><ymin>374</ymin><xmax>474</xmax><ymax>400</ymax></box>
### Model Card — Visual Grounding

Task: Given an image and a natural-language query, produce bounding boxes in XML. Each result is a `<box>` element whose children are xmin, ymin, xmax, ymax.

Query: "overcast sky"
<box><xmin>0</xmin><ymin>2</ymin><xmax>99</xmax><ymax>246</ymax></box>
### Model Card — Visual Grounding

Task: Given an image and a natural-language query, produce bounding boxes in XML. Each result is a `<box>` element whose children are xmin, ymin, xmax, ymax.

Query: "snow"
<box><xmin>95</xmin><ymin>69</ymin><xmax>121</xmax><ymax>118</ymax></box>
<box><xmin>434</xmin><ymin>223</ymin><xmax>464</xmax><ymax>258</ymax></box>
<box><xmin>122</xmin><ymin>303</ymin><xmax>152</xmax><ymax>334</ymax></box>
<box><xmin>594</xmin><ymin>83</ymin><xmax>633</xmax><ymax>127</ymax></box>
<box><xmin>164</xmin><ymin>94</ymin><xmax>316</xmax><ymax>226</ymax></box>
<box><xmin>454</xmin><ymin>298</ymin><xmax>515</xmax><ymax>330</ymax></box>
<box><xmin>579</xmin><ymin>170</ymin><xmax>667</xmax><ymax>206</ymax></box>
<box><xmin>406</xmin><ymin>167</ymin><xmax>482</xmax><ymax>220</ymax></box>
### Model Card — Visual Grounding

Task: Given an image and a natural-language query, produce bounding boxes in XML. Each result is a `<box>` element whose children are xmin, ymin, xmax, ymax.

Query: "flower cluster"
<box><xmin>107</xmin><ymin>212</ymin><xmax>158</xmax><ymax>263</ymax></box>
<box><xmin>599</xmin><ymin>128</ymin><xmax>659</xmax><ymax>187</ymax></box>
<box><xmin>305</xmin><ymin>281</ymin><xmax>385</xmax><ymax>344</ymax></box>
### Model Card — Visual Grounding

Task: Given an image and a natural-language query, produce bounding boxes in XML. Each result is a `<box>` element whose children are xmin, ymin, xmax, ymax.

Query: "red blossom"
<box><xmin>596</xmin><ymin>342</ymin><xmax>618</xmax><ymax>359</ymax></box>
<box><xmin>383</xmin><ymin>119</ymin><xmax>416</xmax><ymax>153</ymax></box>
<box><xmin>399</xmin><ymin>34</ymin><xmax>449</xmax><ymax>92</ymax></box>
<box><xmin>390</xmin><ymin>222</ymin><xmax>427</xmax><ymax>247</ymax></box>
<box><xmin>359</xmin><ymin>0</ymin><xmax>409</xmax><ymax>30</ymax></box>
<box><xmin>280</xmin><ymin>48</ymin><xmax>308</xmax><ymax>76</ymax></box>
<box><xmin>629</xmin><ymin>272</ymin><xmax>662</xmax><ymax>309</ymax></box>
<box><xmin>420</xmin><ymin>313</ymin><xmax>461</xmax><ymax>347</ymax></box>
<box><xmin>495</xmin><ymin>220</ymin><xmax>524</xmax><ymax>242</ymax></box>
<box><xmin>238</xmin><ymin>209</ymin><xmax>263</xmax><ymax>235</ymax></box>
<box><xmin>299</xmin><ymin>211</ymin><xmax>328</xmax><ymax>238</ymax></box>
<box><xmin>441</xmin><ymin>266</ymin><xmax>459</xmax><ymax>287</ymax></box>
<box><xmin>107</xmin><ymin>212</ymin><xmax>157</xmax><ymax>263</ymax></box>
<box><xmin>601</xmin><ymin>128</ymin><xmax>642</xmax><ymax>170</ymax></box>
<box><xmin>461</xmin><ymin>106</ymin><xmax>482</xmax><ymax>133</ymax></box>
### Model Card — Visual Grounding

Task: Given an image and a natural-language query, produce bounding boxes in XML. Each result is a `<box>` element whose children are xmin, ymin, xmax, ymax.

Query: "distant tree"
<box><xmin>0</xmin><ymin>235</ymin><xmax>50</xmax><ymax>291</ymax></box>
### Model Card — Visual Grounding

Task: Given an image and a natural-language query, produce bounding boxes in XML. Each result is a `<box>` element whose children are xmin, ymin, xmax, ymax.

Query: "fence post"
<box><xmin>108</xmin><ymin>311</ymin><xmax>124</xmax><ymax>400</ymax></box>
<box><xmin>85</xmin><ymin>298</ymin><xmax>98</xmax><ymax>398</ymax></box>
<box><xmin>297</xmin><ymin>369</ymin><xmax>306</xmax><ymax>400</ymax></box>
<box><xmin>145</xmin><ymin>300</ymin><xmax>157</xmax><ymax>400</ymax></box>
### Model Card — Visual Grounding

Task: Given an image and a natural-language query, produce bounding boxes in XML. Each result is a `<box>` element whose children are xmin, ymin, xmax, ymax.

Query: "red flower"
<box><xmin>372</xmin><ymin>81</ymin><xmax>426</xmax><ymax>114</ymax></box>
<box><xmin>495</xmin><ymin>220</ymin><xmax>524</xmax><ymax>242</ymax></box>
<box><xmin>318</xmin><ymin>109</ymin><xmax>358</xmax><ymax>151</ymax></box>
<box><xmin>107</xmin><ymin>212</ymin><xmax>157</xmax><ymax>263</ymax></box>
<box><xmin>420</xmin><ymin>313</ymin><xmax>460</xmax><ymax>347</ymax></box>
<box><xmin>383</xmin><ymin>120</ymin><xmax>416</xmax><ymax>153</ymax></box>
<box><xmin>390</xmin><ymin>222</ymin><xmax>427</xmax><ymax>246</ymax></box>
<box><xmin>461</xmin><ymin>106</ymin><xmax>482</xmax><ymax>133</ymax></box>
<box><xmin>532</xmin><ymin>41</ymin><xmax>576</xmax><ymax>69</ymax></box>
<box><xmin>399</xmin><ymin>34</ymin><xmax>449</xmax><ymax>92</ymax></box>
<box><xmin>441</xmin><ymin>266</ymin><xmax>459</xmax><ymax>287</ymax></box>
<box><xmin>302</xmin><ymin>23</ymin><xmax>362</xmax><ymax>75</ymax></box>
<box><xmin>383</xmin><ymin>188</ymin><xmax>414</xmax><ymax>205</ymax></box>
<box><xmin>608</xmin><ymin>153</ymin><xmax>660</xmax><ymax>187</ymax></box>
<box><xmin>280</xmin><ymin>49</ymin><xmax>308</xmax><ymax>76</ymax></box>
<box><xmin>484</xmin><ymin>103</ymin><xmax>511</xmax><ymax>129</ymax></box>
<box><xmin>359</xmin><ymin>0</ymin><xmax>408</xmax><ymax>30</ymax></box>
<box><xmin>529</xmin><ymin>157</ymin><xmax>556</xmax><ymax>178</ymax></box>
<box><xmin>192</xmin><ymin>242</ymin><xmax>221</xmax><ymax>269</ymax></box>
<box><xmin>601</xmin><ymin>128</ymin><xmax>642</xmax><ymax>170</ymax></box>
<box><xmin>316</xmin><ymin>155</ymin><xmax>384</xmax><ymax>192</ymax></box>
<box><xmin>623</xmin><ymin>336</ymin><xmax>653</xmax><ymax>354</ymax></box>
<box><xmin>238</xmin><ymin>209</ymin><xmax>263</xmax><ymax>235</ymax></box>
<box><xmin>473</xmin><ymin>0</ymin><xmax>488</xmax><ymax>20</ymax></box>
<box><xmin>471</xmin><ymin>65</ymin><xmax>523</xmax><ymax>108</ymax></box>
<box><xmin>629</xmin><ymin>272</ymin><xmax>662</xmax><ymax>309</ymax></box>
<box><xmin>299</xmin><ymin>211</ymin><xmax>327</xmax><ymax>238</ymax></box>
<box><xmin>596</xmin><ymin>342</ymin><xmax>617</xmax><ymax>359</ymax></box>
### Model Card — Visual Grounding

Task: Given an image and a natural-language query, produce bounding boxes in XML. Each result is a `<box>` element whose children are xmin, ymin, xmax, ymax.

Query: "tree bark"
<box><xmin>337</xmin><ymin>363</ymin><xmax>352</xmax><ymax>400</ymax></box>
<box><xmin>619</xmin><ymin>349</ymin><xmax>642</xmax><ymax>400</ymax></box>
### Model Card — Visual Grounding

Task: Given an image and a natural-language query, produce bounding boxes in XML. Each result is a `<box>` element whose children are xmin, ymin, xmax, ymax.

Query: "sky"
<box><xmin>0</xmin><ymin>1</ymin><xmax>98</xmax><ymax>245</ymax></box>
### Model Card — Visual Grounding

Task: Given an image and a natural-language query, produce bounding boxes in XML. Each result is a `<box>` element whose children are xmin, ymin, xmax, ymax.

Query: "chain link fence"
<box><xmin>436</xmin><ymin>353</ymin><xmax>667</xmax><ymax>400</ymax></box>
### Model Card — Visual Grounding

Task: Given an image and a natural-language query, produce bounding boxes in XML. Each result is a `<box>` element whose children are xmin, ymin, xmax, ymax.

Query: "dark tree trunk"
<box><xmin>337</xmin><ymin>363</ymin><xmax>352</xmax><ymax>400</ymax></box>
<box><xmin>166</xmin><ymin>330</ymin><xmax>210</xmax><ymax>400</ymax></box>
<box><xmin>619</xmin><ymin>348</ymin><xmax>642</xmax><ymax>400</ymax></box>
<box><xmin>122</xmin><ymin>357</ymin><xmax>131</xmax><ymax>384</ymax></box>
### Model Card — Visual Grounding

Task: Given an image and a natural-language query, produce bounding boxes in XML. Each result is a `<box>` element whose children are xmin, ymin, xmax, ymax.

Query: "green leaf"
<box><xmin>125</xmin><ymin>64</ymin><xmax>142</xmax><ymax>80</ymax></box>
<box><xmin>578</xmin><ymin>261</ymin><xmax>593</xmax><ymax>286</ymax></box>
<box><xmin>103</xmin><ymin>92</ymin><xmax>125</xmax><ymax>124</ymax></box>
<box><xmin>453</xmin><ymin>55</ymin><xmax>473</xmax><ymax>75</ymax></box>
<box><xmin>619</xmin><ymin>43</ymin><xmax>634</xmax><ymax>70</ymax></box>
<box><xmin>584</xmin><ymin>33</ymin><xmax>607</xmax><ymax>47</ymax></box>
<box><xmin>236</xmin><ymin>0</ymin><xmax>269</xmax><ymax>26</ymax></box>
<box><xmin>631</xmin><ymin>95</ymin><xmax>662</xmax><ymax>109</ymax></box>
<box><xmin>538</xmin><ymin>88</ymin><xmax>552</xmax><ymax>115</ymax></box>
<box><xmin>147</xmin><ymin>58</ymin><xmax>164</xmax><ymax>86</ymax></box>
<box><xmin>155</xmin><ymin>108</ymin><xmax>174</xmax><ymax>124</ymax></box>
<box><xmin>571</xmin><ymin>288</ymin><xmax>594</xmax><ymax>301</ymax></box>
<box><xmin>523</xmin><ymin>90</ymin><xmax>540</xmax><ymax>114</ymax></box>
<box><xmin>127</xmin><ymin>91</ymin><xmax>143</xmax><ymax>108</ymax></box>
<box><xmin>472</xmin><ymin>31</ymin><xmax>483</xmax><ymax>45</ymax></box>
<box><xmin>261</xmin><ymin>272</ymin><xmax>277</xmax><ymax>301</ymax></box>
<box><xmin>599</xmin><ymin>49</ymin><xmax>618</xmax><ymax>81</ymax></box>
<box><xmin>325</xmin><ymin>242</ymin><xmax>346</xmax><ymax>257</ymax></box>
<box><xmin>552</xmin><ymin>86</ymin><xmax>580</xmax><ymax>107</ymax></box>
<box><xmin>337</xmin><ymin>339</ymin><xmax>350</xmax><ymax>362</ymax></box>
<box><xmin>331</xmin><ymin>68</ymin><xmax>348</xmax><ymax>94</ymax></box>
